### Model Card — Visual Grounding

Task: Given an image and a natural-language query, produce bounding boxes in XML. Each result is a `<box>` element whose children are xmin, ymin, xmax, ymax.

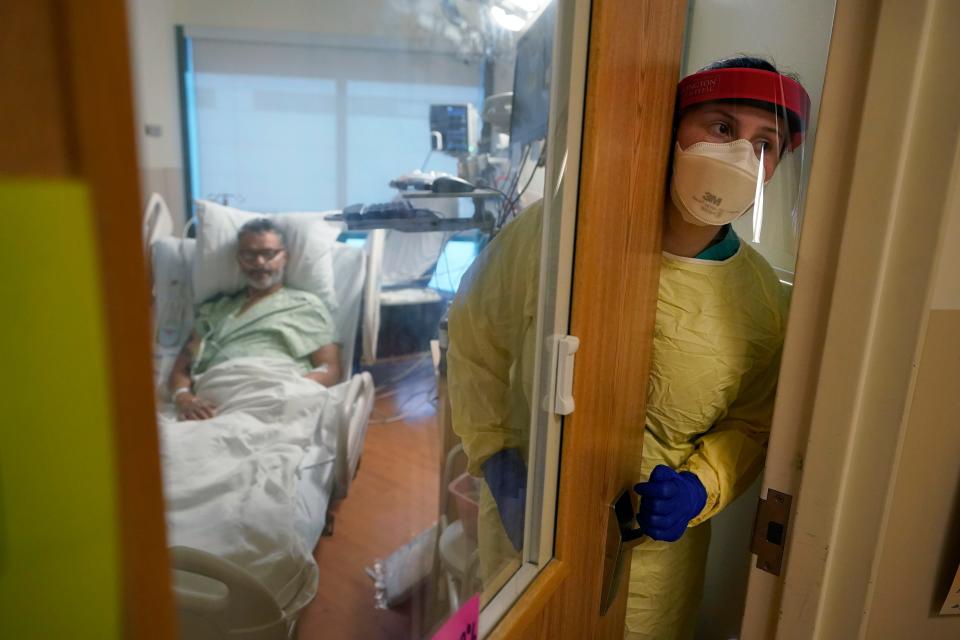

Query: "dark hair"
<box><xmin>238</xmin><ymin>217</ymin><xmax>285</xmax><ymax>246</ymax></box>
<box><xmin>692</xmin><ymin>55</ymin><xmax>804</xmax><ymax>146</ymax></box>
<box><xmin>700</xmin><ymin>55</ymin><xmax>781</xmax><ymax>74</ymax></box>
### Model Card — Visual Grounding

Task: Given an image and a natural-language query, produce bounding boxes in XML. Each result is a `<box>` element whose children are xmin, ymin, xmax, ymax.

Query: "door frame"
<box><xmin>490</xmin><ymin>1</ymin><xmax>689</xmax><ymax>637</ymax></box>
<box><xmin>1</xmin><ymin>1</ymin><xmax>176</xmax><ymax>638</ymax></box>
<box><xmin>742</xmin><ymin>0</ymin><xmax>960</xmax><ymax>637</ymax></box>
<box><xmin>737</xmin><ymin>0</ymin><xmax>884</xmax><ymax>634</ymax></box>
<box><xmin>8</xmin><ymin>1</ymin><xmax>693</xmax><ymax>637</ymax></box>
<box><xmin>61</xmin><ymin>2</ymin><xmax>175</xmax><ymax>637</ymax></box>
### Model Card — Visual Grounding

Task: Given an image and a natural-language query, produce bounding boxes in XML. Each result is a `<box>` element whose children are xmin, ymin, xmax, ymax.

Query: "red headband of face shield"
<box><xmin>677</xmin><ymin>68</ymin><xmax>811</xmax><ymax>151</ymax></box>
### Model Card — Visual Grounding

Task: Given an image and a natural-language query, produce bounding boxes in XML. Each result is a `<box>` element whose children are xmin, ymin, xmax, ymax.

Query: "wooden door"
<box><xmin>488</xmin><ymin>1</ymin><xmax>688</xmax><ymax>637</ymax></box>
<box><xmin>2</xmin><ymin>1</ymin><xmax>690</xmax><ymax>638</ymax></box>
<box><xmin>0</xmin><ymin>1</ymin><xmax>174</xmax><ymax>638</ymax></box>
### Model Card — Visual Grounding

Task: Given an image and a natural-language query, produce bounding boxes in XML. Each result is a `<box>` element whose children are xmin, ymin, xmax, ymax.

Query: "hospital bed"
<box><xmin>148</xmin><ymin>209</ymin><xmax>374</xmax><ymax>639</ymax></box>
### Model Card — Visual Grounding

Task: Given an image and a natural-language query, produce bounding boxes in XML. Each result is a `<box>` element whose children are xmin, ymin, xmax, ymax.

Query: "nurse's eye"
<box><xmin>753</xmin><ymin>139</ymin><xmax>777</xmax><ymax>157</ymax></box>
<box><xmin>709</xmin><ymin>122</ymin><xmax>733</xmax><ymax>138</ymax></box>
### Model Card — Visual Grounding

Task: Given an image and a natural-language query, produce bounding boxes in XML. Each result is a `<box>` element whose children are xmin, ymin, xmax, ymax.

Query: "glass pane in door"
<box><xmin>127</xmin><ymin>0</ymin><xmax>587</xmax><ymax>636</ymax></box>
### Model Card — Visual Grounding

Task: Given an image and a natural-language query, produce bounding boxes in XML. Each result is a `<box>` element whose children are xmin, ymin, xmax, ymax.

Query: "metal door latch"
<box><xmin>599</xmin><ymin>489</ymin><xmax>645</xmax><ymax>615</ymax></box>
<box><xmin>751</xmin><ymin>488</ymin><xmax>793</xmax><ymax>576</ymax></box>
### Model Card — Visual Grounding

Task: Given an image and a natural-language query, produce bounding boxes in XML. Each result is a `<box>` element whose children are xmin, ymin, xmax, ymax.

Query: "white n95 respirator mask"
<box><xmin>670</xmin><ymin>139</ymin><xmax>765</xmax><ymax>229</ymax></box>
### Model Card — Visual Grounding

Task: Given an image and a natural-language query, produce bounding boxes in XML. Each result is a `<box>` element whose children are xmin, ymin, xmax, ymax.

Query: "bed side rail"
<box><xmin>333</xmin><ymin>371</ymin><xmax>375</xmax><ymax>500</ymax></box>
<box><xmin>169</xmin><ymin>546</ymin><xmax>288</xmax><ymax>640</ymax></box>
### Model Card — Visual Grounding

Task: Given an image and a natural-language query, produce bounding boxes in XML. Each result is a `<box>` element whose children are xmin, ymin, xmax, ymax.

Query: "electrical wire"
<box><xmin>395</xmin><ymin>386</ymin><xmax>437</xmax><ymax>411</ymax></box>
<box><xmin>510</xmin><ymin>143</ymin><xmax>547</xmax><ymax>210</ymax></box>
<box><xmin>498</xmin><ymin>142</ymin><xmax>547</xmax><ymax>228</ymax></box>
<box><xmin>368</xmin><ymin>410</ymin><xmax>425</xmax><ymax>425</ymax></box>
<box><xmin>368</xmin><ymin>386</ymin><xmax>438</xmax><ymax>424</ymax></box>
<box><xmin>374</xmin><ymin>380</ymin><xmax>435</xmax><ymax>401</ymax></box>
<box><xmin>484</xmin><ymin>184</ymin><xmax>514</xmax><ymax>204</ymax></box>
<box><xmin>368</xmin><ymin>353</ymin><xmax>432</xmax><ymax>389</ymax></box>
<box><xmin>420</xmin><ymin>149</ymin><xmax>434</xmax><ymax>172</ymax></box>
<box><xmin>425</xmin><ymin>229</ymin><xmax>477</xmax><ymax>294</ymax></box>
<box><xmin>498</xmin><ymin>144</ymin><xmax>532</xmax><ymax>228</ymax></box>
<box><xmin>501</xmin><ymin>145</ymin><xmax>530</xmax><ymax>219</ymax></box>
<box><xmin>505</xmin><ymin>143</ymin><xmax>532</xmax><ymax>198</ymax></box>
<box><xmin>366</xmin><ymin>353</ymin><xmax>438</xmax><ymax>424</ymax></box>
<box><xmin>479</xmin><ymin>184</ymin><xmax>517</xmax><ymax>232</ymax></box>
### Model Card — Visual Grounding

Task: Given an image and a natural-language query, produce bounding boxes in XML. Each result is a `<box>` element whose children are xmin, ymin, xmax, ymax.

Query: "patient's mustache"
<box><xmin>245</xmin><ymin>267</ymin><xmax>284</xmax><ymax>289</ymax></box>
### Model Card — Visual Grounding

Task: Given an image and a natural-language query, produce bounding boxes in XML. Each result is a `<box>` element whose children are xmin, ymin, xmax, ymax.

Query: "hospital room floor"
<box><xmin>297</xmin><ymin>356</ymin><xmax>440</xmax><ymax>640</ymax></box>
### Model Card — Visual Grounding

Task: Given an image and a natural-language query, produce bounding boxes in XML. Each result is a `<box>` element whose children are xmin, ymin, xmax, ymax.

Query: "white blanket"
<box><xmin>159</xmin><ymin>357</ymin><xmax>330</xmax><ymax>614</ymax></box>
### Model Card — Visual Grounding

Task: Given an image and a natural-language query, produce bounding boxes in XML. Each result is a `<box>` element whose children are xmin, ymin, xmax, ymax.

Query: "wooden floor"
<box><xmin>297</xmin><ymin>357</ymin><xmax>441</xmax><ymax>640</ymax></box>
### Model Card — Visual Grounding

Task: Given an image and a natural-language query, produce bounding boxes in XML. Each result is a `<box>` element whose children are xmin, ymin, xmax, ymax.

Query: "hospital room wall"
<box><xmin>126</xmin><ymin>0</ymin><xmax>184</xmax><ymax>227</ymax></box>
<box><xmin>779</xmin><ymin>0</ymin><xmax>960</xmax><ymax>632</ymax></box>
<box><xmin>791</xmin><ymin>138</ymin><xmax>960</xmax><ymax>640</ymax></box>
<box><xmin>3</xmin><ymin>1</ymin><xmax>175</xmax><ymax>637</ymax></box>
<box><xmin>839</xmin><ymin>140</ymin><xmax>960</xmax><ymax>639</ymax></box>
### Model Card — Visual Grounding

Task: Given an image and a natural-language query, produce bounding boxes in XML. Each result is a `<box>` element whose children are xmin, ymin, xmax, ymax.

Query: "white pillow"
<box><xmin>192</xmin><ymin>200</ymin><xmax>344</xmax><ymax>313</ymax></box>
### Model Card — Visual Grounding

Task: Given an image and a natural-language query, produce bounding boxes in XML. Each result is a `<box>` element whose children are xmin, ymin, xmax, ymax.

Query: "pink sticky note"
<box><xmin>432</xmin><ymin>594</ymin><xmax>479</xmax><ymax>640</ymax></box>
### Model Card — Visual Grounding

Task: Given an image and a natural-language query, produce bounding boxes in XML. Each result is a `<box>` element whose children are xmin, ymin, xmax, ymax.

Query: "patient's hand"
<box><xmin>175</xmin><ymin>393</ymin><xmax>218</xmax><ymax>421</ymax></box>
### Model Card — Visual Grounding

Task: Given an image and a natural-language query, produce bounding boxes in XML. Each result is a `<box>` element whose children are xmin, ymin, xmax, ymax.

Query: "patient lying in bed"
<box><xmin>160</xmin><ymin>217</ymin><xmax>344</xmax><ymax>615</ymax></box>
<box><xmin>168</xmin><ymin>217</ymin><xmax>341</xmax><ymax>420</ymax></box>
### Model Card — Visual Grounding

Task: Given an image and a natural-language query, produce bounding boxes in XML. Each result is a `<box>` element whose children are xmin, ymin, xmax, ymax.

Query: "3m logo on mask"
<box><xmin>702</xmin><ymin>192</ymin><xmax>722</xmax><ymax>206</ymax></box>
<box><xmin>671</xmin><ymin>140</ymin><xmax>761</xmax><ymax>226</ymax></box>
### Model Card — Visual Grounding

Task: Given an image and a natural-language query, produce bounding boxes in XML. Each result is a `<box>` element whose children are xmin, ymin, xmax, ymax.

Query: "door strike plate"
<box><xmin>751</xmin><ymin>488</ymin><xmax>792</xmax><ymax>576</ymax></box>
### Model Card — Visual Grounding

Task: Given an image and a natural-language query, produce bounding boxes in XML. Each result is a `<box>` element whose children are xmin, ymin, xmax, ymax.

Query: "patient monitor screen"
<box><xmin>509</xmin><ymin>2</ymin><xmax>556</xmax><ymax>148</ymax></box>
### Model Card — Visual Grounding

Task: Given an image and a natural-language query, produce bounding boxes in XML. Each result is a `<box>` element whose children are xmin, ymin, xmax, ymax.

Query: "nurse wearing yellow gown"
<box><xmin>447</xmin><ymin>56</ymin><xmax>809</xmax><ymax>638</ymax></box>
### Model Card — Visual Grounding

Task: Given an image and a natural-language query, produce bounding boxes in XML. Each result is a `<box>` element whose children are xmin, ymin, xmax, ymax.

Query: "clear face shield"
<box><xmin>673</xmin><ymin>68</ymin><xmax>811</xmax><ymax>248</ymax></box>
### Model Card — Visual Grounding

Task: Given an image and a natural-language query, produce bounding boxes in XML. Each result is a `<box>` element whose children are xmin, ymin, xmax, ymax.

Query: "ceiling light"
<box><xmin>491</xmin><ymin>6</ymin><xmax>526</xmax><ymax>31</ymax></box>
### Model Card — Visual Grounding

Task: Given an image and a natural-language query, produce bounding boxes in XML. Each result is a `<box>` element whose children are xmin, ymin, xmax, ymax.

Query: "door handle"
<box><xmin>599</xmin><ymin>489</ymin><xmax>646</xmax><ymax>615</ymax></box>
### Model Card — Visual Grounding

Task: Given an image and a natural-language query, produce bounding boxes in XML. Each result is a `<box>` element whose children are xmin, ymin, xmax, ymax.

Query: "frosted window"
<box><xmin>193</xmin><ymin>72</ymin><xmax>337</xmax><ymax>211</ymax></box>
<box><xmin>186</xmin><ymin>37</ymin><xmax>483</xmax><ymax>212</ymax></box>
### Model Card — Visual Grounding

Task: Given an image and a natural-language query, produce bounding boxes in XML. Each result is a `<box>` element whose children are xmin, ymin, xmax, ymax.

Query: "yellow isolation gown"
<box><xmin>447</xmin><ymin>202</ymin><xmax>788</xmax><ymax>637</ymax></box>
<box><xmin>448</xmin><ymin>201</ymin><xmax>542</xmax><ymax>584</ymax></box>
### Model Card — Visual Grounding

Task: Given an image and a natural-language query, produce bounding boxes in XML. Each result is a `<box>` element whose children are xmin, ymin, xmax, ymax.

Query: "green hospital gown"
<box><xmin>192</xmin><ymin>287</ymin><xmax>337</xmax><ymax>376</ymax></box>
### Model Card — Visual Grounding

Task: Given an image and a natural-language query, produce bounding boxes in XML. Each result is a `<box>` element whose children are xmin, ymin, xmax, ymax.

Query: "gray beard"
<box><xmin>245</xmin><ymin>268</ymin><xmax>284</xmax><ymax>291</ymax></box>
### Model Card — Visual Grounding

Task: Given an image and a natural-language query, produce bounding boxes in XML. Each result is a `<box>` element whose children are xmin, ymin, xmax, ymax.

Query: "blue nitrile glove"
<box><xmin>634</xmin><ymin>465</ymin><xmax>707</xmax><ymax>542</ymax></box>
<box><xmin>481</xmin><ymin>448</ymin><xmax>527</xmax><ymax>551</ymax></box>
